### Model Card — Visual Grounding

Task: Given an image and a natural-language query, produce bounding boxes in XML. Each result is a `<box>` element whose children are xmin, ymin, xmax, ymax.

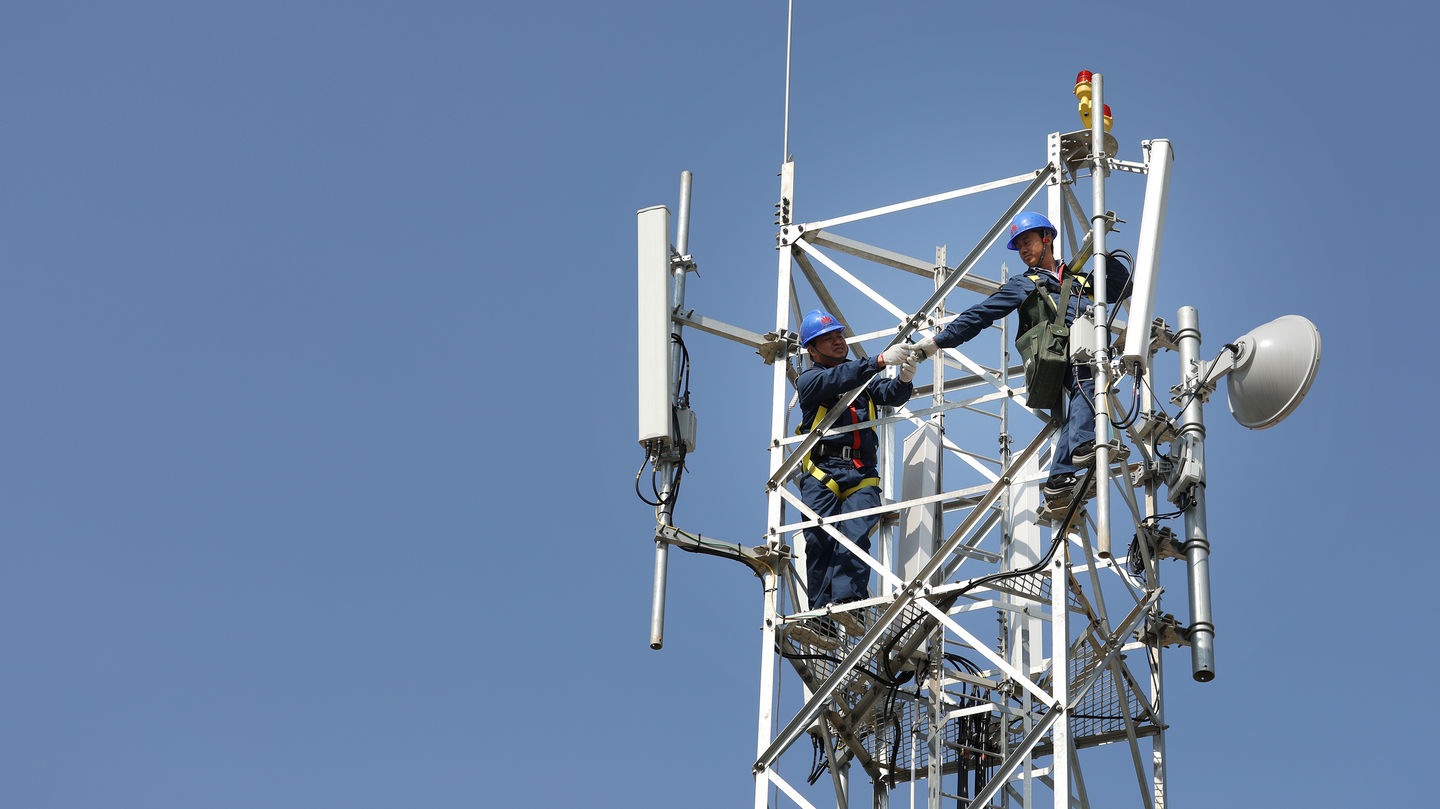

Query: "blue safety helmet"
<box><xmin>1005</xmin><ymin>211</ymin><xmax>1057</xmax><ymax>250</ymax></box>
<box><xmin>799</xmin><ymin>308</ymin><xmax>845</xmax><ymax>346</ymax></box>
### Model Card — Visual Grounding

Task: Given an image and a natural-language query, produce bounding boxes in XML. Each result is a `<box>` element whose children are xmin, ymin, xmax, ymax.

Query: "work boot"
<box><xmin>1072</xmin><ymin>440</ymin><xmax>1130</xmax><ymax>470</ymax></box>
<box><xmin>1042</xmin><ymin>472</ymin><xmax>1080</xmax><ymax>501</ymax></box>
<box><xmin>786</xmin><ymin>617</ymin><xmax>842</xmax><ymax>651</ymax></box>
<box><xmin>1042</xmin><ymin>473</ymin><xmax>1095</xmax><ymax>514</ymax></box>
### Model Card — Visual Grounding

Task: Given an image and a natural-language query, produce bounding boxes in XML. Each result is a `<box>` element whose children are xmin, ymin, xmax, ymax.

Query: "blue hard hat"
<box><xmin>800</xmin><ymin>308</ymin><xmax>845</xmax><ymax>346</ymax></box>
<box><xmin>1005</xmin><ymin>211</ymin><xmax>1057</xmax><ymax>250</ymax></box>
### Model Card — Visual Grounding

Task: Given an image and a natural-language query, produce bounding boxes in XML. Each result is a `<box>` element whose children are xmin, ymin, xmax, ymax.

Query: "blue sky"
<box><xmin>0</xmin><ymin>2</ymin><xmax>1431</xmax><ymax>807</ymax></box>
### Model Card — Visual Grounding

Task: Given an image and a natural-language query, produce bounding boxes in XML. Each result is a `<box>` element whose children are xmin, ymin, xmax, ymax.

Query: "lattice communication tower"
<box><xmin>634</xmin><ymin>63</ymin><xmax>1319</xmax><ymax>809</ymax></box>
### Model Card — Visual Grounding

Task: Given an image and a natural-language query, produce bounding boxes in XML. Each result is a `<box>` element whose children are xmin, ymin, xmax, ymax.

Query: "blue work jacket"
<box><xmin>934</xmin><ymin>257</ymin><xmax>1132</xmax><ymax>349</ymax></box>
<box><xmin>795</xmin><ymin>355</ymin><xmax>913</xmax><ymax>458</ymax></box>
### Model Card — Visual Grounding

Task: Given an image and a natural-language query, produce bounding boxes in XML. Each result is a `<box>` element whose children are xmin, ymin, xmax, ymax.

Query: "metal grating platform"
<box><xmin>778</xmin><ymin>581</ymin><xmax>1161</xmax><ymax>784</ymax></box>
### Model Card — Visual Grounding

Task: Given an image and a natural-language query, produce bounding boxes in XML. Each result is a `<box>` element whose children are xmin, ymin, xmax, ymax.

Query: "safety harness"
<box><xmin>798</xmin><ymin>397</ymin><xmax>880</xmax><ymax>499</ymax></box>
<box><xmin>1016</xmin><ymin>267</ymin><xmax>1087</xmax><ymax>411</ymax></box>
<box><xmin>1018</xmin><ymin>266</ymin><xmax>1091</xmax><ymax>335</ymax></box>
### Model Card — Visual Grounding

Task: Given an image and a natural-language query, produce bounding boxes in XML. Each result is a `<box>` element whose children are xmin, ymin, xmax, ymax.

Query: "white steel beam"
<box><xmin>808</xmin><ymin>229</ymin><xmax>1002</xmax><ymax>295</ymax></box>
<box><xmin>804</xmin><ymin>172</ymin><xmax>1040</xmax><ymax>231</ymax></box>
<box><xmin>794</xmin><ymin>238</ymin><xmax>909</xmax><ymax>322</ymax></box>
<box><xmin>765</xmin><ymin>768</ymin><xmax>825</xmax><ymax>809</ymax></box>
<box><xmin>775</xmin><ymin>473</ymin><xmax>1035</xmax><ymax>539</ymax></box>
<box><xmin>758</xmin><ymin>160</ymin><xmax>796</xmax><ymax>809</ymax></box>
<box><xmin>1051</xmin><ymin>548</ymin><xmax>1070</xmax><ymax>809</ymax></box>
<box><xmin>672</xmin><ymin>310</ymin><xmax>767</xmax><ymax>349</ymax></box>
<box><xmin>792</xmin><ymin>249</ymin><xmax>870</xmax><ymax>359</ymax></box>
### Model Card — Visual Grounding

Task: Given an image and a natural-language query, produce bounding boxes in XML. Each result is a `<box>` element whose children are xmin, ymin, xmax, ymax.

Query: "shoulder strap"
<box><xmin>1027</xmin><ymin>274</ymin><xmax>1059</xmax><ymax>318</ymax></box>
<box><xmin>1055</xmin><ymin>273</ymin><xmax>1076</xmax><ymax>321</ymax></box>
<box><xmin>1028</xmin><ymin>273</ymin><xmax>1078</xmax><ymax>321</ymax></box>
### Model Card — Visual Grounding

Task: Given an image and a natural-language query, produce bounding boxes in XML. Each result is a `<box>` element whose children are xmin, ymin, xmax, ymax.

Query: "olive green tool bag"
<box><xmin>1016</xmin><ymin>277</ymin><xmax>1075</xmax><ymax>411</ymax></box>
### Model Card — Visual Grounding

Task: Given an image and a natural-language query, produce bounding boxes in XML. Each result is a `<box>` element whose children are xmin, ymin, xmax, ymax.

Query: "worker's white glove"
<box><xmin>877</xmin><ymin>344</ymin><xmax>911</xmax><ymax>368</ymax></box>
<box><xmin>898</xmin><ymin>354</ymin><xmax>918</xmax><ymax>383</ymax></box>
<box><xmin>910</xmin><ymin>336</ymin><xmax>939</xmax><ymax>360</ymax></box>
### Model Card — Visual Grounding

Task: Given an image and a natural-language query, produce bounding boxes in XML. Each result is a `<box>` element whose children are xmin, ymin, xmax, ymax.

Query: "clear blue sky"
<box><xmin>1</xmin><ymin>2</ymin><xmax>1430</xmax><ymax>807</ymax></box>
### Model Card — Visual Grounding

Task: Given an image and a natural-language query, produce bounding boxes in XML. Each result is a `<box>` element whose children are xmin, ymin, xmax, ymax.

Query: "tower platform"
<box><xmin>778</xmin><ymin>567</ymin><xmax>1163</xmax><ymax>786</ymax></box>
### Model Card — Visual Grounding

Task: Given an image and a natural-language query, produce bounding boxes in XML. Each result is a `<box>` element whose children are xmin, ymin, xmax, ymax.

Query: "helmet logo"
<box><xmin>1009</xmin><ymin>225</ymin><xmax>1017</xmax><ymax>235</ymax></box>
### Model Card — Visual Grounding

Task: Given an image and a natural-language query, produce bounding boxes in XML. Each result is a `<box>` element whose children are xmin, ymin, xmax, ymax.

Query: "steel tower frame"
<box><xmin>740</xmin><ymin>118</ymin><xmax>1192</xmax><ymax>809</ymax></box>
<box><xmin>636</xmin><ymin>40</ymin><xmax>1244</xmax><ymax>801</ymax></box>
<box><xmin>639</xmin><ymin>6</ymin><xmax>1320</xmax><ymax>789</ymax></box>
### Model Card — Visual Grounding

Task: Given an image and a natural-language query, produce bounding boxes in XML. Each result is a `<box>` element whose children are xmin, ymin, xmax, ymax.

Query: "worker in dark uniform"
<box><xmin>910</xmin><ymin>212</ymin><xmax>1131</xmax><ymax>509</ymax></box>
<box><xmin>793</xmin><ymin>309</ymin><xmax>915</xmax><ymax>620</ymax></box>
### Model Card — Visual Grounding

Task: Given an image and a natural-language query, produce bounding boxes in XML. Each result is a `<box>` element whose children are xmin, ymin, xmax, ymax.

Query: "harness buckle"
<box><xmin>814</xmin><ymin>444</ymin><xmax>855</xmax><ymax>461</ymax></box>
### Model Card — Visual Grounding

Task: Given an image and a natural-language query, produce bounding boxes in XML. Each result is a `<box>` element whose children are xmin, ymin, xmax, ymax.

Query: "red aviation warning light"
<box><xmin>1073</xmin><ymin>70</ymin><xmax>1114</xmax><ymax>132</ymax></box>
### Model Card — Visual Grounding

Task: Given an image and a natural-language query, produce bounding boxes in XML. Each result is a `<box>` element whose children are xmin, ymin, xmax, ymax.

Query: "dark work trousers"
<box><xmin>1052</xmin><ymin>369</ymin><xmax>1096</xmax><ymax>477</ymax></box>
<box><xmin>798</xmin><ymin>460</ymin><xmax>881</xmax><ymax>608</ymax></box>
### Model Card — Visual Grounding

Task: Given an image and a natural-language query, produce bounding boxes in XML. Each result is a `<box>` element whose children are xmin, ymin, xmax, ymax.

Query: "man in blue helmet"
<box><xmin>792</xmin><ymin>309</ymin><xmax>915</xmax><ymax>636</ymax></box>
<box><xmin>910</xmin><ymin>212</ymin><xmax>1131</xmax><ymax>509</ymax></box>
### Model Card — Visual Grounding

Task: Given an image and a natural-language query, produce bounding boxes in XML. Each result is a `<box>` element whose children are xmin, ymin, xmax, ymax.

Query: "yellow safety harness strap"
<box><xmin>797</xmin><ymin>397</ymin><xmax>881</xmax><ymax>499</ymax></box>
<box><xmin>800</xmin><ymin>455</ymin><xmax>881</xmax><ymax>499</ymax></box>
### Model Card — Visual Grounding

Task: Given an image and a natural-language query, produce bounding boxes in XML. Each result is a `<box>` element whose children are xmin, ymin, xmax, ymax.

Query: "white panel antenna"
<box><xmin>1122</xmin><ymin>138</ymin><xmax>1173</xmax><ymax>367</ymax></box>
<box><xmin>636</xmin><ymin>205</ymin><xmax>673</xmax><ymax>447</ymax></box>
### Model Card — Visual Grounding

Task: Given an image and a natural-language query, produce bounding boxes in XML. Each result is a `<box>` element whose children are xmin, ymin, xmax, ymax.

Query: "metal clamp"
<box><xmin>757</xmin><ymin>330</ymin><xmax>798</xmax><ymax>365</ymax></box>
<box><xmin>1089</xmin><ymin>210</ymin><xmax>1125</xmax><ymax>233</ymax></box>
<box><xmin>1138</xmin><ymin>612</ymin><xmax>1192</xmax><ymax>648</ymax></box>
<box><xmin>669</xmin><ymin>252</ymin><xmax>697</xmax><ymax>273</ymax></box>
